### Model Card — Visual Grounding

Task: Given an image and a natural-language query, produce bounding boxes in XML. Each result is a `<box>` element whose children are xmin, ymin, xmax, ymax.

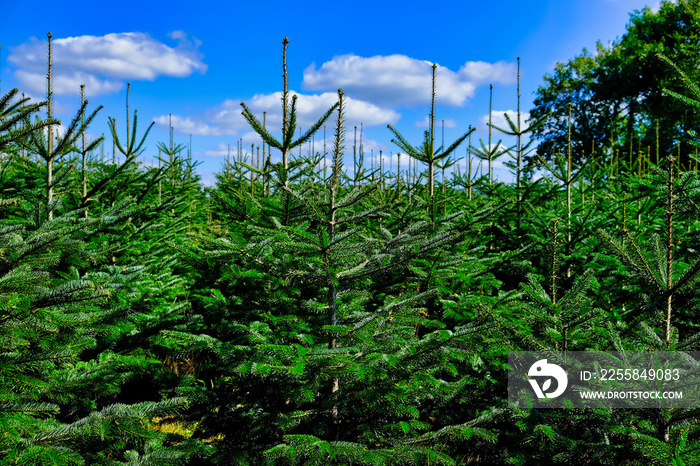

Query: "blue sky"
<box><xmin>1</xmin><ymin>0</ymin><xmax>660</xmax><ymax>185</ymax></box>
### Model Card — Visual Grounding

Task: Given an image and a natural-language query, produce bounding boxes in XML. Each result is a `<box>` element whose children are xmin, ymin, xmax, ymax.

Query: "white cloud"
<box><xmin>236</xmin><ymin>90</ymin><xmax>399</xmax><ymax>129</ymax></box>
<box><xmin>36</xmin><ymin>122</ymin><xmax>68</xmax><ymax>140</ymax></box>
<box><xmin>459</xmin><ymin>61</ymin><xmax>514</xmax><ymax>84</ymax></box>
<box><xmin>302</xmin><ymin>54</ymin><xmax>515</xmax><ymax>108</ymax></box>
<box><xmin>153</xmin><ymin>114</ymin><xmax>226</xmax><ymax>137</ymax></box>
<box><xmin>154</xmin><ymin>90</ymin><xmax>399</xmax><ymax>138</ymax></box>
<box><xmin>9</xmin><ymin>32</ymin><xmax>207</xmax><ymax>96</ymax></box>
<box><xmin>14</xmin><ymin>70</ymin><xmax>124</xmax><ymax>97</ymax></box>
<box><xmin>18</xmin><ymin>91</ymin><xmax>82</xmax><ymax>116</ymax></box>
<box><xmin>479</xmin><ymin>109</ymin><xmax>531</xmax><ymax>133</ymax></box>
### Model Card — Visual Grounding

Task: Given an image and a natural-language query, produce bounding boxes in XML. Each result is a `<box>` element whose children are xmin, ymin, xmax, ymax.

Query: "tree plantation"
<box><xmin>4</xmin><ymin>2</ymin><xmax>700</xmax><ymax>464</ymax></box>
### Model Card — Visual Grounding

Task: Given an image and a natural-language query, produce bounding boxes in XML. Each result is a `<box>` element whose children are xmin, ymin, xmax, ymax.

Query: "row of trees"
<box><xmin>0</xmin><ymin>34</ymin><xmax>207</xmax><ymax>462</ymax></box>
<box><xmin>2</xmin><ymin>2</ymin><xmax>700</xmax><ymax>462</ymax></box>
<box><xmin>530</xmin><ymin>0</ymin><xmax>700</xmax><ymax>171</ymax></box>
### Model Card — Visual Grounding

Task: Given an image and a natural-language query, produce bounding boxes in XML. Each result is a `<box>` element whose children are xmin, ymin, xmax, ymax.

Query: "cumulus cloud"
<box><xmin>9</xmin><ymin>32</ymin><xmax>207</xmax><ymax>96</ymax></box>
<box><xmin>14</xmin><ymin>69</ymin><xmax>123</xmax><ymax>97</ymax></box>
<box><xmin>153</xmin><ymin>114</ymin><xmax>225</xmax><ymax>137</ymax></box>
<box><xmin>479</xmin><ymin>109</ymin><xmax>531</xmax><ymax>133</ymax></box>
<box><xmin>236</xmin><ymin>90</ymin><xmax>400</xmax><ymax>129</ymax></box>
<box><xmin>302</xmin><ymin>54</ymin><xmax>515</xmax><ymax>108</ymax></box>
<box><xmin>459</xmin><ymin>61</ymin><xmax>514</xmax><ymax>84</ymax></box>
<box><xmin>154</xmin><ymin>90</ymin><xmax>399</xmax><ymax>138</ymax></box>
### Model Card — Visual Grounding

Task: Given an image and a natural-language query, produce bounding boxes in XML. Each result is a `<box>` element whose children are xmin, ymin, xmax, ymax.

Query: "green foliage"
<box><xmin>0</xmin><ymin>49</ymin><xmax>203</xmax><ymax>462</ymax></box>
<box><xmin>531</xmin><ymin>0</ymin><xmax>700</xmax><ymax>169</ymax></box>
<box><xmin>388</xmin><ymin>64</ymin><xmax>474</xmax><ymax>221</ymax></box>
<box><xmin>0</xmin><ymin>89</ymin><xmax>57</xmax><ymax>154</ymax></box>
<box><xmin>7</xmin><ymin>16</ymin><xmax>700</xmax><ymax>464</ymax></box>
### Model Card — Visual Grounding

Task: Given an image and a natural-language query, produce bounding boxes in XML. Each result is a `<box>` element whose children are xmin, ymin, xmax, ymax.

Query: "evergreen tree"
<box><xmin>388</xmin><ymin>64</ymin><xmax>474</xmax><ymax>222</ymax></box>
<box><xmin>183</xmin><ymin>48</ymin><xmax>499</xmax><ymax>462</ymax></box>
<box><xmin>0</xmin><ymin>50</ymin><xmax>202</xmax><ymax>463</ymax></box>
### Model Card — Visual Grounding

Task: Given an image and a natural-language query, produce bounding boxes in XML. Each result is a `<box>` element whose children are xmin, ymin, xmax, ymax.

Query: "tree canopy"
<box><xmin>530</xmin><ymin>0</ymin><xmax>700</xmax><ymax>169</ymax></box>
